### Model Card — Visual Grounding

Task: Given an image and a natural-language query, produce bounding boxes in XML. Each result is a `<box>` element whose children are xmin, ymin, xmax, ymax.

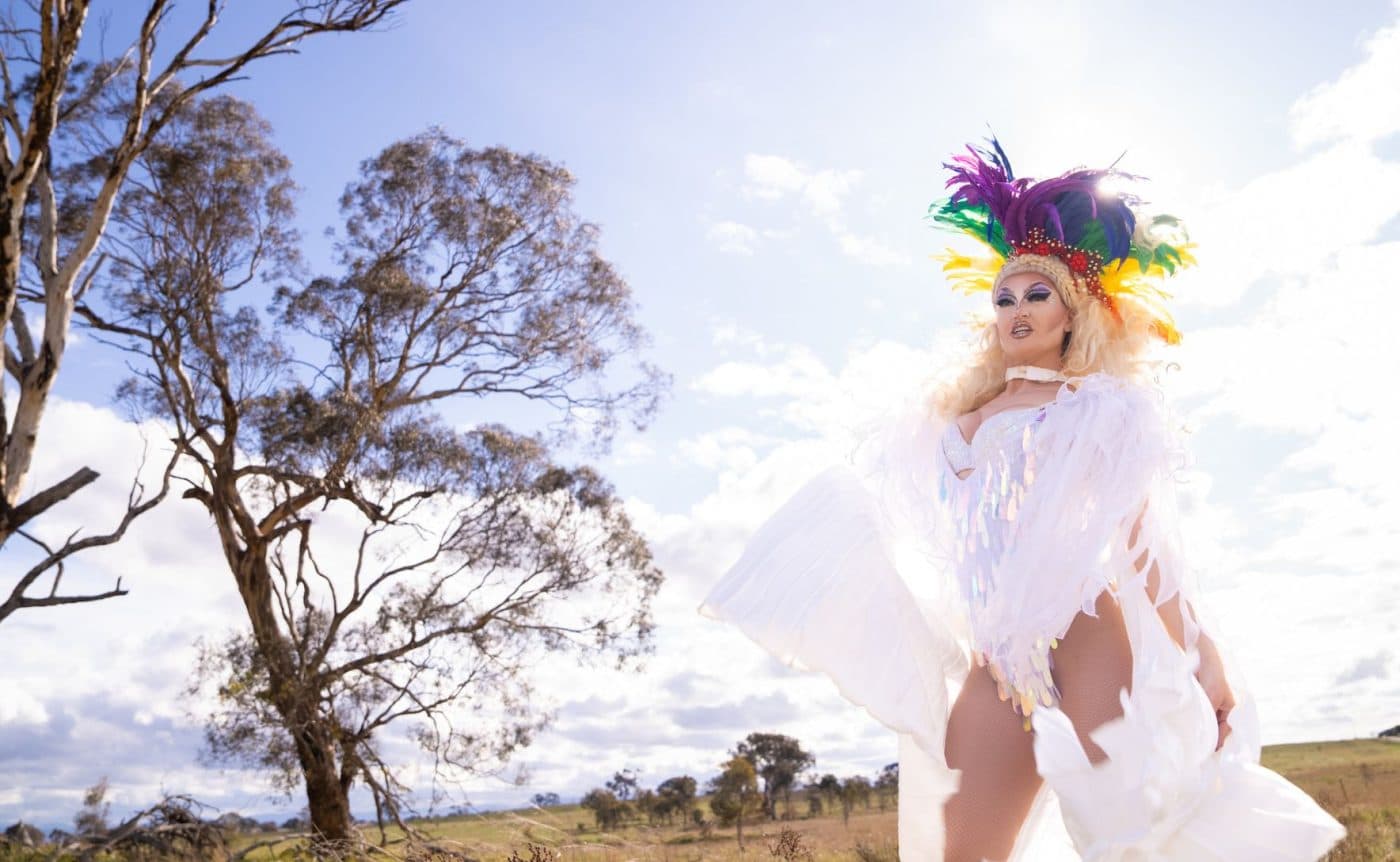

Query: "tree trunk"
<box><xmin>230</xmin><ymin>543</ymin><xmax>355</xmax><ymax>843</ymax></box>
<box><xmin>295</xmin><ymin>717</ymin><xmax>355</xmax><ymax>842</ymax></box>
<box><xmin>1</xmin><ymin>194</ymin><xmax>25</xmax><ymax>504</ymax></box>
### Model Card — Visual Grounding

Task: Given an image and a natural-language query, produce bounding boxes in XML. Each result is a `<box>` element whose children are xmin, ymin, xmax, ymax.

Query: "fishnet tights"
<box><xmin>942</xmin><ymin>589</ymin><xmax>1133</xmax><ymax>861</ymax></box>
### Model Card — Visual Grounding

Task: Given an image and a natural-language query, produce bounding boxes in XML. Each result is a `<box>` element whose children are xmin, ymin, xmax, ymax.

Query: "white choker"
<box><xmin>1005</xmin><ymin>365</ymin><xmax>1068</xmax><ymax>383</ymax></box>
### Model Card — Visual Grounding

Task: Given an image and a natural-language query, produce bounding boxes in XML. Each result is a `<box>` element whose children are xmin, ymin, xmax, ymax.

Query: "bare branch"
<box><xmin>0</xmin><ymin>438</ymin><xmax>178</xmax><ymax>624</ymax></box>
<box><xmin>1</xmin><ymin>465</ymin><xmax>98</xmax><ymax>533</ymax></box>
<box><xmin>7</xmin><ymin>287</ymin><xmax>35</xmax><ymax>364</ymax></box>
<box><xmin>0</xmin><ymin>1</ymin><xmax>413</xmax><ymax>610</ymax></box>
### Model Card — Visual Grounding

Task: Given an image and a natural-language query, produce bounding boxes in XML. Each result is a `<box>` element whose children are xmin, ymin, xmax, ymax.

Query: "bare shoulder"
<box><xmin>954</xmin><ymin>407</ymin><xmax>979</xmax><ymax>436</ymax></box>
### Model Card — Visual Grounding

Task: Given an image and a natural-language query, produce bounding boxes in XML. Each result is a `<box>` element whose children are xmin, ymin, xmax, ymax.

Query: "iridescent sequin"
<box><xmin>938</xmin><ymin>407</ymin><xmax>1063</xmax><ymax>728</ymax></box>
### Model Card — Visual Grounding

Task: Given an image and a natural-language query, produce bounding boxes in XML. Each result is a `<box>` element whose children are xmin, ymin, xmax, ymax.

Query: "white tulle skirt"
<box><xmin>698</xmin><ymin>462</ymin><xmax>1347</xmax><ymax>861</ymax></box>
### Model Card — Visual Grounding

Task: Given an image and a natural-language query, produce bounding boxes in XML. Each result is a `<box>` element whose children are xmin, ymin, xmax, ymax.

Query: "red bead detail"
<box><xmin>1010</xmin><ymin>227</ymin><xmax>1117</xmax><ymax>316</ymax></box>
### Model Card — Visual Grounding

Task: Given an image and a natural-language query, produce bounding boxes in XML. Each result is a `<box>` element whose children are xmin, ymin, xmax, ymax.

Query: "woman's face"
<box><xmin>993</xmin><ymin>270</ymin><xmax>1073</xmax><ymax>367</ymax></box>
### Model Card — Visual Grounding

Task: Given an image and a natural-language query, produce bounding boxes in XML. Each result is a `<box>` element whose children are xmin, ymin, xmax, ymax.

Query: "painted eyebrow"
<box><xmin>996</xmin><ymin>281</ymin><xmax>1054</xmax><ymax>297</ymax></box>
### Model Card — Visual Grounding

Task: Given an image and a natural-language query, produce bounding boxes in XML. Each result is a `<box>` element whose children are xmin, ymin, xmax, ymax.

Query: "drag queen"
<box><xmin>697</xmin><ymin>139</ymin><xmax>1346</xmax><ymax>860</ymax></box>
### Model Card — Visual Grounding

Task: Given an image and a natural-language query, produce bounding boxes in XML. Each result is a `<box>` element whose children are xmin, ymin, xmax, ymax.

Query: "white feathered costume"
<box><xmin>698</xmin><ymin>370</ymin><xmax>1346</xmax><ymax>861</ymax></box>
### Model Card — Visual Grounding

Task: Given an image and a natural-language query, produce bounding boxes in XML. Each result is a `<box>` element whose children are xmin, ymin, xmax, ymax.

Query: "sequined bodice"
<box><xmin>939</xmin><ymin>403</ymin><xmax>1054</xmax><ymax>723</ymax></box>
<box><xmin>941</xmin><ymin>405</ymin><xmax>1044</xmax><ymax>478</ymax></box>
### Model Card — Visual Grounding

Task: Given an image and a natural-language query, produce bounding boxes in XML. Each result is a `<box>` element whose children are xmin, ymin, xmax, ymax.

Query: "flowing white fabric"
<box><xmin>697</xmin><ymin>370</ymin><xmax>1346</xmax><ymax>860</ymax></box>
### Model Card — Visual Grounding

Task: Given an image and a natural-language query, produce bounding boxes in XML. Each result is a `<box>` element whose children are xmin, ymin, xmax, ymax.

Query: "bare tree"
<box><xmin>82</xmin><ymin>98</ymin><xmax>669</xmax><ymax>845</ymax></box>
<box><xmin>59</xmin><ymin>787</ymin><xmax>227</xmax><ymax>860</ymax></box>
<box><xmin>0</xmin><ymin>0</ymin><xmax>408</xmax><ymax>624</ymax></box>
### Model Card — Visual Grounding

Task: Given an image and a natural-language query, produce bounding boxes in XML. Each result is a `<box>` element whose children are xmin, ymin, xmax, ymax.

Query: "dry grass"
<box><xmin>224</xmin><ymin>803</ymin><xmax>899</xmax><ymax>862</ymax></box>
<box><xmin>1260</xmin><ymin>738</ymin><xmax>1400</xmax><ymax>861</ymax></box>
<box><xmin>12</xmin><ymin>738</ymin><xmax>1392</xmax><ymax>861</ymax></box>
<box><xmin>401</xmin><ymin>738</ymin><xmax>1396</xmax><ymax>861</ymax></box>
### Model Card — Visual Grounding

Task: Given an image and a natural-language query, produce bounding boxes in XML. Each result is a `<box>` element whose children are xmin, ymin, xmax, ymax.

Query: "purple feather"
<box><xmin>1041</xmin><ymin>203</ymin><xmax>1065</xmax><ymax>243</ymax></box>
<box><xmin>938</xmin><ymin>138</ymin><xmax>1150</xmax><ymax>263</ymax></box>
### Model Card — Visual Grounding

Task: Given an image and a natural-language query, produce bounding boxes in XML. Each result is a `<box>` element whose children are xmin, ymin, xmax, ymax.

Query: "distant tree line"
<box><xmin>14</xmin><ymin>732</ymin><xmax>898</xmax><ymax>854</ymax></box>
<box><xmin>558</xmin><ymin>731</ymin><xmax>900</xmax><ymax>849</ymax></box>
<box><xmin>577</xmin><ymin>769</ymin><xmax>699</xmax><ymax>832</ymax></box>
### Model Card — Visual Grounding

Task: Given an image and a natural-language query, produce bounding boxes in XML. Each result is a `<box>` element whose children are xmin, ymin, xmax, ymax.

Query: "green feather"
<box><xmin>927</xmin><ymin>193</ymin><xmax>1195</xmax><ymax>281</ymax></box>
<box><xmin>1074</xmin><ymin>220</ymin><xmax>1111</xmax><ymax>260</ymax></box>
<box><xmin>926</xmin><ymin>198</ymin><xmax>1012</xmax><ymax>257</ymax></box>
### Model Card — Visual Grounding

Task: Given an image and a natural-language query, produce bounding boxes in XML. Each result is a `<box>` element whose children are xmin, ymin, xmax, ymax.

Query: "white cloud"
<box><xmin>0</xmin><ymin>688</ymin><xmax>48</xmax><ymax>726</ymax></box>
<box><xmin>705</xmin><ymin>219</ymin><xmax>759</xmax><ymax>255</ymax></box>
<box><xmin>1134</xmin><ymin>12</ymin><xmax>1400</xmax><ymax>744</ymax></box>
<box><xmin>741</xmin><ymin>154</ymin><xmax>862</xmax><ymax>220</ymax></box>
<box><xmin>702</xmin><ymin>220</ymin><xmax>798</xmax><ymax>256</ymax></box>
<box><xmin>0</xmin><ymin>379</ymin><xmax>936</xmax><ymax>827</ymax></box>
<box><xmin>1164</xmin><ymin>236</ymin><xmax>1400</xmax><ymax>500</ymax></box>
<box><xmin>675</xmin><ymin>426</ymin><xmax>777</xmax><ymax>474</ymax></box>
<box><xmin>741</xmin><ymin>153</ymin><xmax>809</xmax><ymax>199</ymax></box>
<box><xmin>1336</xmin><ymin>650</ymin><xmax>1392</xmax><ymax>685</ymax></box>
<box><xmin>1180</xmin><ymin>144</ymin><xmax>1400</xmax><ymax>307</ymax></box>
<box><xmin>796</xmin><ymin>167</ymin><xmax>862</xmax><ymax>220</ymax></box>
<box><xmin>836</xmin><ymin>231</ymin><xmax>911</xmax><ymax>267</ymax></box>
<box><xmin>690</xmin><ymin>343</ymin><xmax>834</xmax><ymax>405</ymax></box>
<box><xmin>605</xmin><ymin>435</ymin><xmax>657</xmax><ymax>467</ymax></box>
<box><xmin>727</xmin><ymin>153</ymin><xmax>905</xmax><ymax>267</ymax></box>
<box><xmin>1169</xmin><ymin>7</ymin><xmax>1400</xmax><ymax>309</ymax></box>
<box><xmin>710</xmin><ymin>320</ymin><xmax>770</xmax><ymax>352</ymax></box>
<box><xmin>1289</xmin><ymin>13</ymin><xmax>1400</xmax><ymax>148</ymax></box>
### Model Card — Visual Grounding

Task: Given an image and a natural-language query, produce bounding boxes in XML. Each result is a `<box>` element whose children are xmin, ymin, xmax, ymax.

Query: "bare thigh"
<box><xmin>1049</xmin><ymin>588</ymin><xmax>1135</xmax><ymax>764</ymax></box>
<box><xmin>942</xmin><ymin>661</ymin><xmax>1043</xmax><ymax>862</ymax></box>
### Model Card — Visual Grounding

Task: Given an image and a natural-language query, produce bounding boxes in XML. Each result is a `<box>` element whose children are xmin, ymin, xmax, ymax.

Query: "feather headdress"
<box><xmin>927</xmin><ymin>136</ymin><xmax>1194</xmax><ymax>345</ymax></box>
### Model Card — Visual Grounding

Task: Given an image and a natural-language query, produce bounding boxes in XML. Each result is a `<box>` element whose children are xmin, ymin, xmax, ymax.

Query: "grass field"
<box><xmin>218</xmin><ymin>737</ymin><xmax>1400</xmax><ymax>861</ymax></box>
<box><xmin>1258</xmin><ymin>738</ymin><xmax>1400</xmax><ymax>861</ymax></box>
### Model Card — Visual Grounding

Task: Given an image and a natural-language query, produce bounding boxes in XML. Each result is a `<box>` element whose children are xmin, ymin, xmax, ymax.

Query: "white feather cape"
<box><xmin>698</xmin><ymin>370</ymin><xmax>1345</xmax><ymax>861</ymax></box>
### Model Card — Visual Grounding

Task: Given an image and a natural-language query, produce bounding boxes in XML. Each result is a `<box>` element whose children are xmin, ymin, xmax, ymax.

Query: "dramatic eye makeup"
<box><xmin>995</xmin><ymin>281</ymin><xmax>1054</xmax><ymax>307</ymax></box>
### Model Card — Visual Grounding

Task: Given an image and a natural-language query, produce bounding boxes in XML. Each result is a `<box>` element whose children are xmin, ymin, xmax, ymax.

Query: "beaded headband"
<box><xmin>926</xmin><ymin>136</ymin><xmax>1195</xmax><ymax>344</ymax></box>
<box><xmin>992</xmin><ymin>254</ymin><xmax>1078</xmax><ymax>308</ymax></box>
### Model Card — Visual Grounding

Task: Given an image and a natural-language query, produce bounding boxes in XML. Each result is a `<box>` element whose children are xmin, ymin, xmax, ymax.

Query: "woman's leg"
<box><xmin>1049</xmin><ymin>588</ymin><xmax>1135</xmax><ymax>764</ymax></box>
<box><xmin>943</xmin><ymin>660</ymin><xmax>1044</xmax><ymax>862</ymax></box>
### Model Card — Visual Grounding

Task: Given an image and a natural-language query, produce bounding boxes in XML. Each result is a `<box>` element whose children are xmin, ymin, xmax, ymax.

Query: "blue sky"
<box><xmin>3</xmin><ymin>0</ymin><xmax>1399</xmax><ymax>830</ymax></box>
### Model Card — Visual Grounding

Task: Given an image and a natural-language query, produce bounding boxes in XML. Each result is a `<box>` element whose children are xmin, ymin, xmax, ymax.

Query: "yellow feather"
<box><xmin>933</xmin><ymin>247</ymin><xmax>1003</xmax><ymax>295</ymax></box>
<box><xmin>931</xmin><ymin>238</ymin><xmax>1195</xmax><ymax>346</ymax></box>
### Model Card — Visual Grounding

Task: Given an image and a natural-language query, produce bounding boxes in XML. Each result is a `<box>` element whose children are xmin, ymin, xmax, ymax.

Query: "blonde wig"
<box><xmin>928</xmin><ymin>254</ymin><xmax>1164</xmax><ymax>421</ymax></box>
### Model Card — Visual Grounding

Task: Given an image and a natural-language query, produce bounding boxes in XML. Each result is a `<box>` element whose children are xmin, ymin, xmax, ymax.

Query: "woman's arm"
<box><xmin>1127</xmin><ymin>501</ymin><xmax>1234</xmax><ymax>750</ymax></box>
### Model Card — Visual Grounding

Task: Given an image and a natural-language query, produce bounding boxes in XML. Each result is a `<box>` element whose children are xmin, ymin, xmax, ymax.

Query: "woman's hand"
<box><xmin>1193</xmin><ymin>634</ymin><xmax>1235</xmax><ymax>751</ymax></box>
